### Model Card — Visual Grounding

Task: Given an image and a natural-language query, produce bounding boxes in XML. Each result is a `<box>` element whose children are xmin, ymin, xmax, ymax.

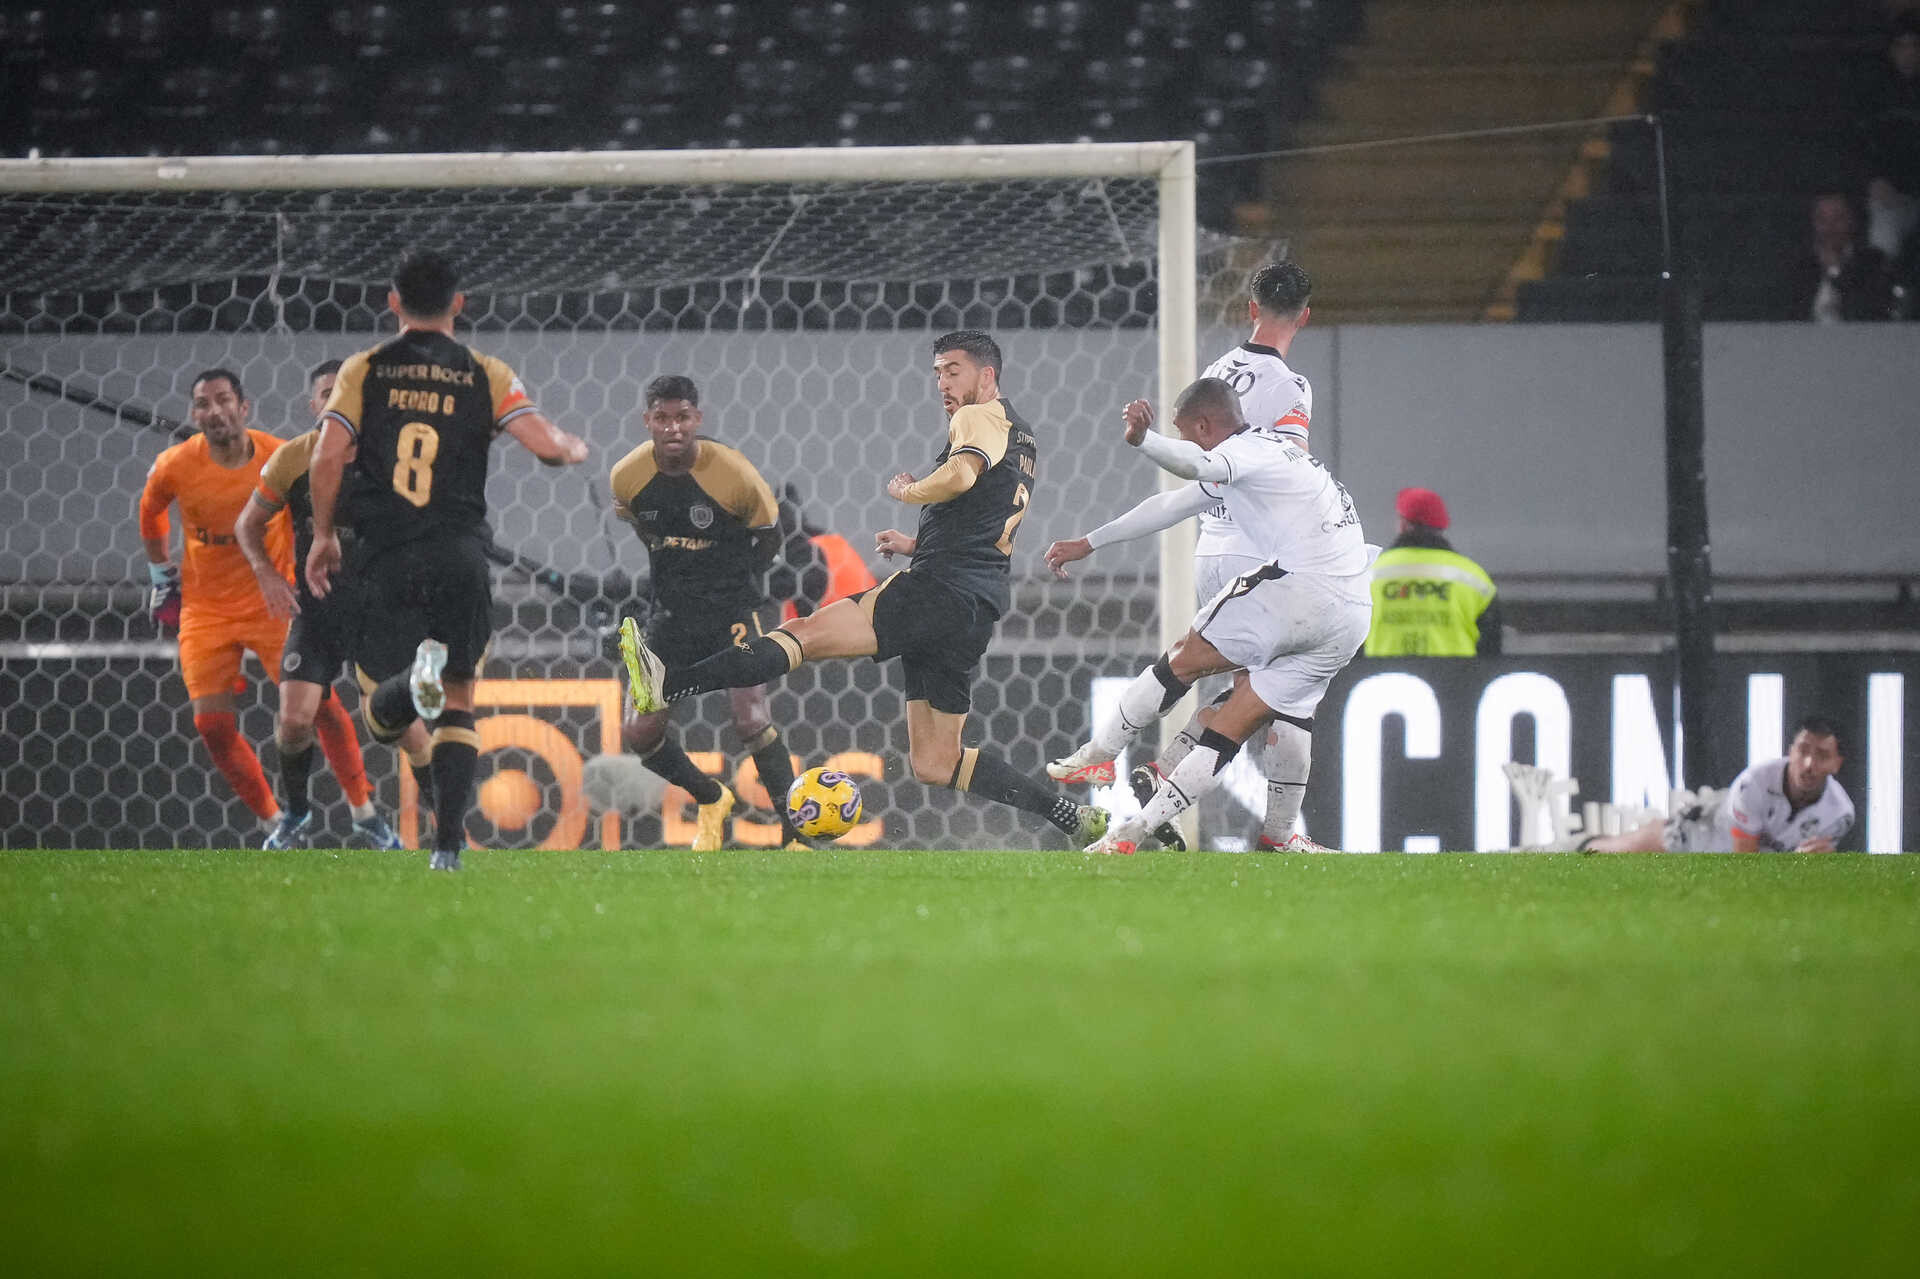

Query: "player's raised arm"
<box><xmin>504</xmin><ymin>410</ymin><xmax>588</xmax><ymax>467</ymax></box>
<box><xmin>887</xmin><ymin>451</ymin><xmax>985</xmax><ymax>504</ymax></box>
<box><xmin>1045</xmin><ymin>483</ymin><xmax>1215</xmax><ymax>579</ymax></box>
<box><xmin>477</xmin><ymin>352</ymin><xmax>586</xmax><ymax>466</ymax></box>
<box><xmin>1124</xmin><ymin>388</ymin><xmax>1238</xmax><ymax>484</ymax></box>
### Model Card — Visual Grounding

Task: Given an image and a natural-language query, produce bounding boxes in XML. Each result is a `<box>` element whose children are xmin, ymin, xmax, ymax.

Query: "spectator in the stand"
<box><xmin>773</xmin><ymin>482</ymin><xmax>877</xmax><ymax>622</ymax></box>
<box><xmin>1859</xmin><ymin>16</ymin><xmax>1920</xmax><ymax>277</ymax></box>
<box><xmin>1364</xmin><ymin>487</ymin><xmax>1501</xmax><ymax>658</ymax></box>
<box><xmin>1782</xmin><ymin>193</ymin><xmax>1900</xmax><ymax>322</ymax></box>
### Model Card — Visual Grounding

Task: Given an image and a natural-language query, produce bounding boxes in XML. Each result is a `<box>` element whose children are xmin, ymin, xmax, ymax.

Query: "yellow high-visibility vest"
<box><xmin>1365</xmin><ymin>546</ymin><xmax>1496</xmax><ymax>657</ymax></box>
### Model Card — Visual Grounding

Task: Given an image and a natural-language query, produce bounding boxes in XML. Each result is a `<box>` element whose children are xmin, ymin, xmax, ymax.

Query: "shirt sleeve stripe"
<box><xmin>322</xmin><ymin>409</ymin><xmax>357</xmax><ymax>439</ymax></box>
<box><xmin>496</xmin><ymin>404</ymin><xmax>539</xmax><ymax>427</ymax></box>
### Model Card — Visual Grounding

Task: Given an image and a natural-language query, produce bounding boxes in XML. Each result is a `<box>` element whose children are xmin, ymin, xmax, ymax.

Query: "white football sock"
<box><xmin>1121</xmin><ymin>737</ymin><xmax>1232</xmax><ymax>843</ymax></box>
<box><xmin>1260</xmin><ymin>719</ymin><xmax>1313</xmax><ymax>844</ymax></box>
<box><xmin>349</xmin><ymin>800</ymin><xmax>375</xmax><ymax>822</ymax></box>
<box><xmin>1159</xmin><ymin>713</ymin><xmax>1205</xmax><ymax>773</ymax></box>
<box><xmin>1094</xmin><ymin>662</ymin><xmax>1183</xmax><ymax>758</ymax></box>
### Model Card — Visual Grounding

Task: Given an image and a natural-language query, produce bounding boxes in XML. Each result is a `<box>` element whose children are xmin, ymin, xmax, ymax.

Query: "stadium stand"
<box><xmin>0</xmin><ymin>0</ymin><xmax>1366</xmax><ymax>227</ymax></box>
<box><xmin>1521</xmin><ymin>0</ymin><xmax>1914</xmax><ymax>321</ymax></box>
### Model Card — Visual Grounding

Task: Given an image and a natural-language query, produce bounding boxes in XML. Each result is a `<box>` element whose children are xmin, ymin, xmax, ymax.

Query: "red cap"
<box><xmin>1396</xmin><ymin>487</ymin><xmax>1449</xmax><ymax>530</ymax></box>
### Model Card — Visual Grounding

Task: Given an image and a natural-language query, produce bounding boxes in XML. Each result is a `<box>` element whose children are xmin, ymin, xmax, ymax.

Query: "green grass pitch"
<box><xmin>3</xmin><ymin>850</ymin><xmax>1917</xmax><ymax>1276</ymax></box>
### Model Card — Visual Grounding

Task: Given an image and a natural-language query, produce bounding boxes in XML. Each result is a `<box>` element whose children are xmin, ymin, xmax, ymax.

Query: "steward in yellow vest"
<box><xmin>1365</xmin><ymin>487</ymin><xmax>1501</xmax><ymax>657</ymax></box>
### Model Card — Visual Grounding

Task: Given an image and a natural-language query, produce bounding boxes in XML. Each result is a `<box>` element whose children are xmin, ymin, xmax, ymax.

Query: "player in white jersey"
<box><xmin>1046</xmin><ymin>261</ymin><xmax>1322</xmax><ymax>849</ymax></box>
<box><xmin>1047</xmin><ymin>375</ymin><xmax>1373</xmax><ymax>855</ymax></box>
<box><xmin>1583</xmin><ymin>718</ymin><xmax>1854</xmax><ymax>852</ymax></box>
<box><xmin>1194</xmin><ymin>261</ymin><xmax>1316</xmax><ymax>597</ymax></box>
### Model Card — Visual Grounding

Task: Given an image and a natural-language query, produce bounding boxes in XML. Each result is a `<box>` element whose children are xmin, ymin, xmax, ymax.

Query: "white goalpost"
<box><xmin>0</xmin><ymin>143</ymin><xmax>1200</xmax><ymax>850</ymax></box>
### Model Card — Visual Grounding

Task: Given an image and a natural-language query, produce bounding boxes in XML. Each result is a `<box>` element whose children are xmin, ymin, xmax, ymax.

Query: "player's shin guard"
<box><xmin>640</xmin><ymin>734</ymin><xmax>724</xmax><ymax>806</ymax></box>
<box><xmin>1126</xmin><ymin>728</ymin><xmax>1241</xmax><ymax>841</ymax></box>
<box><xmin>195</xmin><ymin>710</ymin><xmax>278</xmax><ymax>821</ymax></box>
<box><xmin>358</xmin><ymin>667</ymin><xmax>418</xmax><ymax>744</ymax></box>
<box><xmin>1093</xmin><ymin>654</ymin><xmax>1192</xmax><ymax>758</ymax></box>
<box><xmin>428</xmin><ymin>710</ymin><xmax>480</xmax><ymax>854</ymax></box>
<box><xmin>277</xmin><ymin>741</ymin><xmax>318</xmax><ymax>821</ymax></box>
<box><xmin>949</xmin><ymin>747</ymin><xmax>1084</xmax><ymax>835</ymax></box>
<box><xmin>313</xmin><ymin>695</ymin><xmax>372</xmax><ymax>808</ymax></box>
<box><xmin>746</xmin><ymin>727</ymin><xmax>801</xmax><ymax>840</ymax></box>
<box><xmin>1260</xmin><ymin>714</ymin><xmax>1314</xmax><ymax>845</ymax></box>
<box><xmin>665</xmin><ymin>632</ymin><xmax>801</xmax><ymax>702</ymax></box>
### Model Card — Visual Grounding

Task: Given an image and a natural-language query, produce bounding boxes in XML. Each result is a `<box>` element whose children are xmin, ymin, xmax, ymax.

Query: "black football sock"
<box><xmin>747</xmin><ymin>727</ymin><xmax>801</xmax><ymax>840</ymax></box>
<box><xmin>411</xmin><ymin>761</ymin><xmax>437</xmax><ymax>811</ymax></box>
<box><xmin>640</xmin><ymin>735</ymin><xmax>724</xmax><ymax>806</ymax></box>
<box><xmin>277</xmin><ymin>741</ymin><xmax>317</xmax><ymax>820</ymax></box>
<box><xmin>947</xmin><ymin>746</ymin><xmax>1083</xmax><ymax>835</ymax></box>
<box><xmin>368</xmin><ymin>674</ymin><xmax>421</xmax><ymax>740</ymax></box>
<box><xmin>429</xmin><ymin>710</ymin><xmax>480</xmax><ymax>854</ymax></box>
<box><xmin>665</xmin><ymin>632</ymin><xmax>802</xmax><ymax>702</ymax></box>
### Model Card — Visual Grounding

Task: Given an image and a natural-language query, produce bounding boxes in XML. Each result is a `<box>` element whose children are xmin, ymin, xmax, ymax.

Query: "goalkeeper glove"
<box><xmin>147</xmin><ymin>562</ymin><xmax>182</xmax><ymax>631</ymax></box>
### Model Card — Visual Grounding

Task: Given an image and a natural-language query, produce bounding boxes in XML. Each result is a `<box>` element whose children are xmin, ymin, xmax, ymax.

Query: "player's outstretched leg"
<box><xmin>1094</xmin><ymin>727</ymin><xmax>1244</xmax><ymax>855</ymax></box>
<box><xmin>938</xmin><ymin>746</ymin><xmax>1108</xmax><ymax>847</ymax></box>
<box><xmin>1049</xmin><ymin>654</ymin><xmax>1192</xmax><ymax>785</ymax></box>
<box><xmin>1128</xmin><ymin>764</ymin><xmax>1188</xmax><ymax>853</ymax></box>
<box><xmin>1253</xmin><ymin>714</ymin><xmax>1332</xmax><ymax>852</ymax></box>
<box><xmin>625</xmin><ymin>703</ymin><xmax>734</xmax><ymax>852</ymax></box>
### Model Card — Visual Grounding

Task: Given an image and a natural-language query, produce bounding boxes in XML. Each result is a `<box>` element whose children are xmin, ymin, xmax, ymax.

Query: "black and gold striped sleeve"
<box><xmin>320</xmin><ymin>349</ymin><xmax>373</xmax><ymax>440</ymax></box>
<box><xmin>608</xmin><ymin>442</ymin><xmax>658</xmax><ymax>527</ymax></box>
<box><xmin>693</xmin><ymin>443</ymin><xmax>779</xmax><ymax>527</ymax></box>
<box><xmin>255</xmin><ymin>428</ymin><xmax>319</xmax><ymax>508</ymax></box>
<box><xmin>475</xmin><ymin>351</ymin><xmax>538</xmax><ymax>432</ymax></box>
<box><xmin>947</xmin><ymin>401</ymin><xmax>1011</xmax><ymax>468</ymax></box>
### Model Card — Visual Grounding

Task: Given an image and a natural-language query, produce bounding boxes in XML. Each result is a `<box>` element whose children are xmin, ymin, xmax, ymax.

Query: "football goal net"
<box><xmin>0</xmin><ymin>143</ymin><xmax>1250</xmax><ymax>850</ymax></box>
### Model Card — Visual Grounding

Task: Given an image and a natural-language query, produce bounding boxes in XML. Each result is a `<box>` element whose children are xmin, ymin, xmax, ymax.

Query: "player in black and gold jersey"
<box><xmin>305</xmin><ymin>250</ymin><xmax>589</xmax><ymax>871</ymax></box>
<box><xmin>621</xmin><ymin>331</ymin><xmax>1108</xmax><ymax>847</ymax></box>
<box><xmin>236</xmin><ymin>359</ymin><xmax>434</xmax><ymax>850</ymax></box>
<box><xmin>609</xmin><ymin>374</ymin><xmax>805</xmax><ymax>850</ymax></box>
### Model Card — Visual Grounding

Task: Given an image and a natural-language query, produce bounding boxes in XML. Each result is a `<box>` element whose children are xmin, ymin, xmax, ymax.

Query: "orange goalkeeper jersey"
<box><xmin>138</xmin><ymin>429</ymin><xmax>293</xmax><ymax>620</ymax></box>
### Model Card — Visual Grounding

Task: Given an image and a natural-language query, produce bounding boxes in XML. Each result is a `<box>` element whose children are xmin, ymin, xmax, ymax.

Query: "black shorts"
<box><xmin>279</xmin><ymin>587</ymin><xmax>358</xmax><ymax>687</ymax></box>
<box><xmin>859</xmin><ymin>569</ymin><xmax>998</xmax><ymax>714</ymax></box>
<box><xmin>646</xmin><ymin>598</ymin><xmax>781</xmax><ymax>670</ymax></box>
<box><xmin>353</xmin><ymin>533</ymin><xmax>493</xmax><ymax>682</ymax></box>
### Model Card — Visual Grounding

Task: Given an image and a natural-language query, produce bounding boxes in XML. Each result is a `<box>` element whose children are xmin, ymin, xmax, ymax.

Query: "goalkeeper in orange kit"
<box><xmin>137</xmin><ymin>368</ymin><xmax>398</xmax><ymax>847</ymax></box>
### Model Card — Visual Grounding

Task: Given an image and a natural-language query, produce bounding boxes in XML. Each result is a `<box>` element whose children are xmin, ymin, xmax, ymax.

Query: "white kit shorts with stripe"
<box><xmin>1194</xmin><ymin>564</ymin><xmax>1372</xmax><ymax>718</ymax></box>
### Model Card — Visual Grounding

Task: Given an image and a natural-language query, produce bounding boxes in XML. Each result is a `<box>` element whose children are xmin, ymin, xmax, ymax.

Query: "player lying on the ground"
<box><xmin>621</xmin><ymin>330</ymin><xmax>1108</xmax><ymax>848</ymax></box>
<box><xmin>1047</xmin><ymin>376</ymin><xmax>1374</xmax><ymax>855</ymax></box>
<box><xmin>1046</xmin><ymin>259</ymin><xmax>1321</xmax><ymax>851</ymax></box>
<box><xmin>1581</xmin><ymin>717</ymin><xmax>1855</xmax><ymax>852</ymax></box>
<box><xmin>138</xmin><ymin>367</ymin><xmax>388</xmax><ymax>846</ymax></box>
<box><xmin>610</xmin><ymin>373</ymin><xmax>806</xmax><ymax>850</ymax></box>
<box><xmin>305</xmin><ymin>250</ymin><xmax>589</xmax><ymax>871</ymax></box>
<box><xmin>236</xmin><ymin>358</ymin><xmax>426</xmax><ymax>850</ymax></box>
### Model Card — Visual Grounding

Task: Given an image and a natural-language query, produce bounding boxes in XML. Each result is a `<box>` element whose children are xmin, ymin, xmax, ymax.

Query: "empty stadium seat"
<box><xmin>555</xmin><ymin>1</ymin><xmax>645</xmax><ymax>57</ymax></box>
<box><xmin>786</xmin><ymin>3</ymin><xmax>864</xmax><ymax>56</ymax></box>
<box><xmin>901</xmin><ymin>2</ymin><xmax>980</xmax><ymax>56</ymax></box>
<box><xmin>211</xmin><ymin>4</ymin><xmax>319</xmax><ymax>62</ymax></box>
<box><xmin>0</xmin><ymin>7</ymin><xmax>50</xmax><ymax>66</ymax></box>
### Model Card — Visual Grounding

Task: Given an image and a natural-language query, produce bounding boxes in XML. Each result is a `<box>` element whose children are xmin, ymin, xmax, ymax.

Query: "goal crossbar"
<box><xmin>0</xmin><ymin>143</ymin><xmax>1191</xmax><ymax>193</ymax></box>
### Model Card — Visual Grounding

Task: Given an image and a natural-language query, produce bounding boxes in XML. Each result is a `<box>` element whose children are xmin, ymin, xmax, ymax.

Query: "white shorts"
<box><xmin>1195</xmin><ymin>553</ymin><xmax>1266</xmax><ymax>609</ymax></box>
<box><xmin>1194</xmin><ymin>565</ymin><xmax>1372</xmax><ymax>719</ymax></box>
